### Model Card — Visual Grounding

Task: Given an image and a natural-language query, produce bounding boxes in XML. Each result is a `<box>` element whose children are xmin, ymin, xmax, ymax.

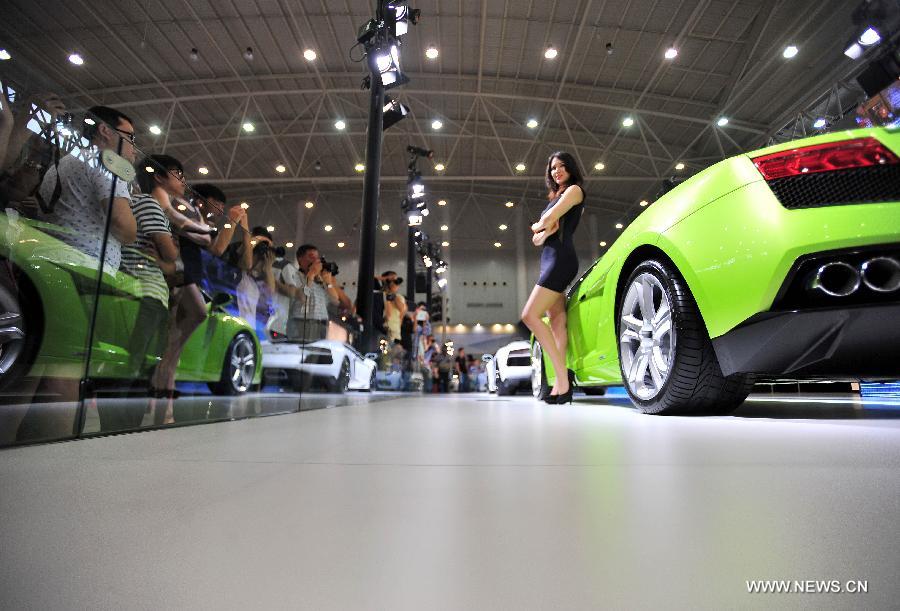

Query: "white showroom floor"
<box><xmin>1</xmin><ymin>392</ymin><xmax>899</xmax><ymax>610</ymax></box>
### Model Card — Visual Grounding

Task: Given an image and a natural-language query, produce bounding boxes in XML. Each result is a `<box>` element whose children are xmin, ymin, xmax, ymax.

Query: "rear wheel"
<box><xmin>497</xmin><ymin>378</ymin><xmax>516</xmax><ymax>396</ymax></box>
<box><xmin>0</xmin><ymin>263</ymin><xmax>42</xmax><ymax>393</ymax></box>
<box><xmin>328</xmin><ymin>358</ymin><xmax>350</xmax><ymax>393</ymax></box>
<box><xmin>617</xmin><ymin>259</ymin><xmax>753</xmax><ymax>415</ymax></box>
<box><xmin>531</xmin><ymin>342</ymin><xmax>549</xmax><ymax>399</ymax></box>
<box><xmin>208</xmin><ymin>332</ymin><xmax>256</xmax><ymax>395</ymax></box>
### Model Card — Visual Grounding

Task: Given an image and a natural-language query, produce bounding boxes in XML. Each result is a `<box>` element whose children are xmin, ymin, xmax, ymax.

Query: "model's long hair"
<box><xmin>545</xmin><ymin>151</ymin><xmax>584</xmax><ymax>200</ymax></box>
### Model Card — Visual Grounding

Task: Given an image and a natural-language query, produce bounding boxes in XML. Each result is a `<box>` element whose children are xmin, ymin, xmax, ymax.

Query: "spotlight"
<box><xmin>600</xmin><ymin>241</ymin><xmax>607</xmax><ymax>247</ymax></box>
<box><xmin>387</xmin><ymin>1</ymin><xmax>420</xmax><ymax>38</ymax></box>
<box><xmin>425</xmin><ymin>47</ymin><xmax>439</xmax><ymax>59</ymax></box>
<box><xmin>407</xmin><ymin>145</ymin><xmax>434</xmax><ymax>159</ymax></box>
<box><xmin>303</xmin><ymin>49</ymin><xmax>317</xmax><ymax>61</ymax></box>
<box><xmin>605</xmin><ymin>42</ymin><xmax>614</xmax><ymax>55</ymax></box>
<box><xmin>0</xmin><ymin>49</ymin><xmax>10</xmax><ymax>61</ymax></box>
<box><xmin>189</xmin><ymin>48</ymin><xmax>199</xmax><ymax>62</ymax></box>
<box><xmin>782</xmin><ymin>45</ymin><xmax>799</xmax><ymax>59</ymax></box>
<box><xmin>717</xmin><ymin>117</ymin><xmax>729</xmax><ymax>127</ymax></box>
<box><xmin>664</xmin><ymin>47</ymin><xmax>678</xmax><ymax>59</ymax></box>
<box><xmin>371</xmin><ymin>43</ymin><xmax>409</xmax><ymax>90</ymax></box>
<box><xmin>515</xmin><ymin>163</ymin><xmax>526</xmax><ymax>172</ymax></box>
<box><xmin>594</xmin><ymin>162</ymin><xmax>605</xmax><ymax>171</ymax></box>
<box><xmin>622</xmin><ymin>116</ymin><xmax>634</xmax><ymax>127</ymax></box>
<box><xmin>437</xmin><ymin>200</ymin><xmax>447</xmax><ymax>206</ymax></box>
<box><xmin>314</xmin><ymin>160</ymin><xmax>322</xmax><ymax>171</ymax></box>
<box><xmin>286</xmin><ymin>242</ymin><xmax>294</xmax><ymax>248</ymax></box>
<box><xmin>544</xmin><ymin>48</ymin><xmax>558</xmax><ymax>59</ymax></box>
<box><xmin>431</xmin><ymin>119</ymin><xmax>443</xmax><ymax>130</ymax></box>
<box><xmin>68</xmin><ymin>53</ymin><xmax>84</xmax><ymax>65</ymax></box>
<box><xmin>324</xmin><ymin>225</ymin><xmax>333</xmax><ymax>232</ymax></box>
<box><xmin>242</xmin><ymin>122</ymin><xmax>255</xmax><ymax>133</ymax></box>
<box><xmin>335</xmin><ymin>119</ymin><xmax>347</xmax><ymax>130</ymax></box>
<box><xmin>243</xmin><ymin>47</ymin><xmax>254</xmax><ymax>61</ymax></box>
<box><xmin>240</xmin><ymin>202</ymin><xmax>250</xmax><ymax>209</ymax></box>
<box><xmin>813</xmin><ymin>118</ymin><xmax>827</xmax><ymax>129</ymax></box>
<box><xmin>149</xmin><ymin>125</ymin><xmax>162</xmax><ymax>135</ymax></box>
<box><xmin>382</xmin><ymin>99</ymin><xmax>410</xmax><ymax>131</ymax></box>
<box><xmin>198</xmin><ymin>166</ymin><xmax>209</xmax><ymax>175</ymax></box>
<box><xmin>434</xmin><ymin>163</ymin><xmax>445</xmax><ymax>172</ymax></box>
<box><xmin>615</xmin><ymin>223</ymin><xmax>623</xmax><ymax>229</ymax></box>
<box><xmin>266</xmin><ymin>225</ymin><xmax>275</xmax><ymax>232</ymax></box>
<box><xmin>859</xmin><ymin>27</ymin><xmax>881</xmax><ymax>46</ymax></box>
<box><xmin>355</xmin><ymin>163</ymin><xmax>365</xmax><ymax>172</ymax></box>
<box><xmin>442</xmin><ymin>241</ymin><xmax>449</xmax><ymax>247</ymax></box>
<box><xmin>305</xmin><ymin>201</ymin><xmax>315</xmax><ymax>209</ymax></box>
<box><xmin>338</xmin><ymin>242</ymin><xmax>345</xmax><ymax>248</ymax></box>
<box><xmin>675</xmin><ymin>162</ymin><xmax>685</xmax><ymax>170</ymax></box>
<box><xmin>275</xmin><ymin>164</ymin><xmax>286</xmax><ymax>173</ymax></box>
<box><xmin>844</xmin><ymin>42</ymin><xmax>864</xmax><ymax>60</ymax></box>
<box><xmin>505</xmin><ymin>201</ymin><xmax>514</xmax><ymax>208</ymax></box>
<box><xmin>526</xmin><ymin>118</ymin><xmax>539</xmax><ymax>129</ymax></box>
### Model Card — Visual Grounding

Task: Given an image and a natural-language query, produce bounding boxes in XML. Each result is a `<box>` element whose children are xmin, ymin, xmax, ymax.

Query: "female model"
<box><xmin>521</xmin><ymin>151</ymin><xmax>585</xmax><ymax>404</ymax></box>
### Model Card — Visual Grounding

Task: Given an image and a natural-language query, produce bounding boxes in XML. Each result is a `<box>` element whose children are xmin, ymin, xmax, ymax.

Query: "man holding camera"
<box><xmin>381</xmin><ymin>271</ymin><xmax>408</xmax><ymax>343</ymax></box>
<box><xmin>281</xmin><ymin>244</ymin><xmax>339</xmax><ymax>342</ymax></box>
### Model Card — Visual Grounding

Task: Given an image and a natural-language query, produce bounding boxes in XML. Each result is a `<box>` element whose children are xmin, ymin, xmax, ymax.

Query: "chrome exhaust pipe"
<box><xmin>861</xmin><ymin>256</ymin><xmax>900</xmax><ymax>293</ymax></box>
<box><xmin>807</xmin><ymin>261</ymin><xmax>861</xmax><ymax>297</ymax></box>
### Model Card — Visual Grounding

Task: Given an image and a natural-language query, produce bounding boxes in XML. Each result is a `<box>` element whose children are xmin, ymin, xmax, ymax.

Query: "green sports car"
<box><xmin>534</xmin><ymin>126</ymin><xmax>900</xmax><ymax>415</ymax></box>
<box><xmin>0</xmin><ymin>212</ymin><xmax>262</xmax><ymax>396</ymax></box>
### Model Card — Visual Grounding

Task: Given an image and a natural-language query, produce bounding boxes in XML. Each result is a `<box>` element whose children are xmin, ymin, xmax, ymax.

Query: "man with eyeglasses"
<box><xmin>39</xmin><ymin>105</ymin><xmax>137</xmax><ymax>273</ymax></box>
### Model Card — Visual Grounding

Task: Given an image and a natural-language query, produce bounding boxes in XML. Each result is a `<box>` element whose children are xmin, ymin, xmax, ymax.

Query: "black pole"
<box><xmin>406</xmin><ymin>226</ymin><xmax>415</xmax><ymax>305</ymax></box>
<box><xmin>356</xmin><ymin>77</ymin><xmax>385</xmax><ymax>353</ymax></box>
<box><xmin>425</xmin><ymin>263</ymin><xmax>433</xmax><ymax>306</ymax></box>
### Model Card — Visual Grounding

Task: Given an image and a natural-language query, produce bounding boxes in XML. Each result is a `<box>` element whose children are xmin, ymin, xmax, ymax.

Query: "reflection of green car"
<box><xmin>0</xmin><ymin>213</ymin><xmax>262</xmax><ymax>394</ymax></box>
<box><xmin>534</xmin><ymin>127</ymin><xmax>900</xmax><ymax>415</ymax></box>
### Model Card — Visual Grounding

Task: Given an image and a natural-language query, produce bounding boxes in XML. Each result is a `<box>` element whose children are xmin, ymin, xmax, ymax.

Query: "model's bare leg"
<box><xmin>521</xmin><ymin>285</ymin><xmax>570</xmax><ymax>396</ymax></box>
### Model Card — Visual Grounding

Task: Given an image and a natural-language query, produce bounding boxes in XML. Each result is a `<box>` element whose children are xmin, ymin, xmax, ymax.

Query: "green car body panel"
<box><xmin>1</xmin><ymin>213</ymin><xmax>262</xmax><ymax>385</ymax></box>
<box><xmin>540</xmin><ymin>127</ymin><xmax>900</xmax><ymax>387</ymax></box>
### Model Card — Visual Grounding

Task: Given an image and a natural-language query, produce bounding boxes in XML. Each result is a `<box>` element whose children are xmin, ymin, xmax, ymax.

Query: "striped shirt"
<box><xmin>120</xmin><ymin>194</ymin><xmax>171</xmax><ymax>307</ymax></box>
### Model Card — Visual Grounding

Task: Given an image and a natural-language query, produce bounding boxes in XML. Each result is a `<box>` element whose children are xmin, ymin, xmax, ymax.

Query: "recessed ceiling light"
<box><xmin>505</xmin><ymin>201</ymin><xmax>515</xmax><ymax>208</ymax></box>
<box><xmin>526</xmin><ymin>118</ymin><xmax>539</xmax><ymax>129</ymax></box>
<box><xmin>600</xmin><ymin>241</ymin><xmax>607</xmax><ymax>247</ymax></box>
<box><xmin>266</xmin><ymin>225</ymin><xmax>275</xmax><ymax>232</ymax></box>
<box><xmin>389</xmin><ymin>241</ymin><xmax>398</xmax><ymax>248</ymax></box>
<box><xmin>303</xmin><ymin>49</ymin><xmax>317</xmax><ymax>61</ymax></box>
<box><xmin>442</xmin><ymin>241</ymin><xmax>449</xmax><ymax>247</ymax></box>
<box><xmin>440</xmin><ymin>225</ymin><xmax>449</xmax><ymax>231</ymax></box>
<box><xmin>813</xmin><ymin>118</ymin><xmax>827</xmax><ymax>129</ymax></box>
<box><xmin>242</xmin><ymin>122</ymin><xmax>255</xmax><ymax>133</ymax></box>
<box><xmin>0</xmin><ymin>49</ymin><xmax>11</xmax><ymax>61</ymax></box>
<box><xmin>615</xmin><ymin>223</ymin><xmax>624</xmax><ymax>229</ymax></box>
<box><xmin>68</xmin><ymin>53</ymin><xmax>84</xmax><ymax>65</ymax></box>
<box><xmin>431</xmin><ymin>119</ymin><xmax>443</xmax><ymax>130</ymax></box>
<box><xmin>324</xmin><ymin>225</ymin><xmax>333</xmax><ymax>232</ymax></box>
<box><xmin>425</xmin><ymin>47</ymin><xmax>439</xmax><ymax>59</ymax></box>
<box><xmin>783</xmin><ymin>45</ymin><xmax>799</xmax><ymax>59</ymax></box>
<box><xmin>639</xmin><ymin>200</ymin><xmax>648</xmax><ymax>207</ymax></box>
<box><xmin>437</xmin><ymin>199</ymin><xmax>447</xmax><ymax>206</ymax></box>
<box><xmin>224</xmin><ymin>223</ymin><xmax>232</xmax><ymax>229</ymax></box>
<box><xmin>189</xmin><ymin>48</ymin><xmax>199</xmax><ymax>62</ymax></box>
<box><xmin>544</xmin><ymin>47</ymin><xmax>558</xmax><ymax>59</ymax></box>
<box><xmin>515</xmin><ymin>163</ymin><xmax>526</xmax><ymax>172</ymax></box>
<box><xmin>434</xmin><ymin>163</ymin><xmax>445</xmax><ymax>171</ymax></box>
<box><xmin>381</xmin><ymin>224</ymin><xmax>390</xmax><ymax>231</ymax></box>
<box><xmin>286</xmin><ymin>242</ymin><xmax>294</xmax><ymax>248</ymax></box>
<box><xmin>305</xmin><ymin>201</ymin><xmax>315</xmax><ymax>209</ymax></box>
<box><xmin>275</xmin><ymin>164</ymin><xmax>286</xmax><ymax>173</ymax></box>
<box><xmin>198</xmin><ymin>166</ymin><xmax>209</xmax><ymax>175</ymax></box>
<box><xmin>494</xmin><ymin>242</ymin><xmax>502</xmax><ymax>248</ymax></box>
<box><xmin>675</xmin><ymin>162</ymin><xmax>685</xmax><ymax>170</ymax></box>
<box><xmin>149</xmin><ymin>125</ymin><xmax>162</xmax><ymax>135</ymax></box>
<box><xmin>177</xmin><ymin>204</ymin><xmax>187</xmax><ymax>211</ymax></box>
<box><xmin>355</xmin><ymin>163</ymin><xmax>365</xmax><ymax>172</ymax></box>
<box><xmin>335</xmin><ymin>120</ymin><xmax>346</xmax><ymax>130</ymax></box>
<box><xmin>622</xmin><ymin>116</ymin><xmax>634</xmax><ymax>127</ymax></box>
<box><xmin>240</xmin><ymin>202</ymin><xmax>249</xmax><ymax>209</ymax></box>
<box><xmin>499</xmin><ymin>224</ymin><xmax>507</xmax><ymax>230</ymax></box>
<box><xmin>594</xmin><ymin>162</ymin><xmax>605</xmax><ymax>171</ymax></box>
<box><xmin>337</xmin><ymin>242</ymin><xmax>345</xmax><ymax>248</ymax></box>
<box><xmin>717</xmin><ymin>117</ymin><xmax>729</xmax><ymax>127</ymax></box>
<box><xmin>145</xmin><ymin>166</ymin><xmax>155</xmax><ymax>173</ymax></box>
<box><xmin>664</xmin><ymin>47</ymin><xmax>678</xmax><ymax>59</ymax></box>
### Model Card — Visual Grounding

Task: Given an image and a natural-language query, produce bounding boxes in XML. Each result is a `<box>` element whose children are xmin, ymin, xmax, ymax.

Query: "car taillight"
<box><xmin>751</xmin><ymin>137</ymin><xmax>899</xmax><ymax>180</ymax></box>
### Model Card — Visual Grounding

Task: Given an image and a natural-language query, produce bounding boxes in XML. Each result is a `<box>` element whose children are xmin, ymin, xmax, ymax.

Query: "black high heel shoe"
<box><xmin>554</xmin><ymin>388</ymin><xmax>574</xmax><ymax>404</ymax></box>
<box><xmin>543</xmin><ymin>393</ymin><xmax>559</xmax><ymax>404</ymax></box>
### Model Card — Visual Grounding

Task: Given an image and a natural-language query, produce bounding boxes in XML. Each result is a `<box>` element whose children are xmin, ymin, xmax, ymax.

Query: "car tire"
<box><xmin>364</xmin><ymin>367</ymin><xmax>376</xmax><ymax>392</ymax></box>
<box><xmin>328</xmin><ymin>358</ymin><xmax>350</xmax><ymax>393</ymax></box>
<box><xmin>496</xmin><ymin>378</ymin><xmax>516</xmax><ymax>396</ymax></box>
<box><xmin>617</xmin><ymin>259</ymin><xmax>753</xmax><ymax>415</ymax></box>
<box><xmin>531</xmin><ymin>342</ymin><xmax>550</xmax><ymax>399</ymax></box>
<box><xmin>0</xmin><ymin>263</ymin><xmax>43</xmax><ymax>393</ymax></box>
<box><xmin>582</xmin><ymin>387</ymin><xmax>607</xmax><ymax>396</ymax></box>
<box><xmin>207</xmin><ymin>332</ymin><xmax>256</xmax><ymax>395</ymax></box>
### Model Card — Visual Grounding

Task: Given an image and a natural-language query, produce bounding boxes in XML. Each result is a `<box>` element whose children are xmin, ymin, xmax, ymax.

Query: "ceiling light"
<box><xmin>266</xmin><ymin>225</ymin><xmax>275</xmax><ymax>232</ymax></box>
<box><xmin>389</xmin><ymin>241</ymin><xmax>398</xmax><ymax>248</ymax></box>
<box><xmin>275</xmin><ymin>164</ymin><xmax>286</xmax><ymax>173</ymax></box>
<box><xmin>337</xmin><ymin>242</ymin><xmax>345</xmax><ymax>248</ymax></box>
<box><xmin>622</xmin><ymin>116</ymin><xmax>634</xmax><ymax>127</ymax></box>
<box><xmin>224</xmin><ymin>223</ymin><xmax>232</xmax><ymax>229</ymax></box>
<box><xmin>440</xmin><ymin>225</ymin><xmax>449</xmax><ymax>231</ymax></box>
<box><xmin>505</xmin><ymin>201</ymin><xmax>514</xmax><ymax>208</ymax></box>
<box><xmin>425</xmin><ymin>47</ymin><xmax>439</xmax><ymax>59</ymax></box>
<box><xmin>437</xmin><ymin>199</ymin><xmax>447</xmax><ymax>206</ymax></box>
<box><xmin>844</xmin><ymin>42</ymin><xmax>863</xmax><ymax>60</ymax></box>
<box><xmin>494</xmin><ymin>242</ymin><xmax>502</xmax><ymax>248</ymax></box>
<box><xmin>431</xmin><ymin>119</ymin><xmax>443</xmax><ymax>130</ymax></box>
<box><xmin>242</xmin><ymin>122</ymin><xmax>255</xmax><ymax>133</ymax></box>
<box><xmin>442</xmin><ymin>241</ymin><xmax>449</xmax><ymax>247</ymax></box>
<box><xmin>381</xmin><ymin>224</ymin><xmax>390</xmax><ymax>231</ymax></box>
<box><xmin>639</xmin><ymin>200</ymin><xmax>648</xmax><ymax>207</ymax></box>
<box><xmin>144</xmin><ymin>166</ymin><xmax>155</xmax><ymax>173</ymax></box>
<box><xmin>717</xmin><ymin>117</ymin><xmax>729</xmax><ymax>127</ymax></box>
<box><xmin>305</xmin><ymin>201</ymin><xmax>314</xmax><ymax>209</ymax></box>
<box><xmin>68</xmin><ymin>53</ymin><xmax>84</xmax><ymax>65</ymax></box>
<box><xmin>594</xmin><ymin>162</ymin><xmax>605</xmax><ymax>171</ymax></box>
<box><xmin>198</xmin><ymin>166</ymin><xmax>209</xmax><ymax>175</ymax></box>
<box><xmin>526</xmin><ymin>118</ymin><xmax>539</xmax><ymax>129</ymax></box>
<box><xmin>813</xmin><ymin>118</ymin><xmax>827</xmax><ymax>129</ymax></box>
<box><xmin>782</xmin><ymin>45</ymin><xmax>799</xmax><ymax>59</ymax></box>
<box><xmin>286</xmin><ymin>242</ymin><xmax>294</xmax><ymax>248</ymax></box>
<box><xmin>355</xmin><ymin>163</ymin><xmax>365</xmax><ymax>172</ymax></box>
<box><xmin>0</xmin><ymin>49</ymin><xmax>11</xmax><ymax>61</ymax></box>
<box><xmin>324</xmin><ymin>225</ymin><xmax>333</xmax><ymax>232</ymax></box>
<box><xmin>177</xmin><ymin>204</ymin><xmax>187</xmax><ymax>211</ymax></box>
<box><xmin>675</xmin><ymin>162</ymin><xmax>685</xmax><ymax>170</ymax></box>
<box><xmin>515</xmin><ymin>163</ymin><xmax>526</xmax><ymax>172</ymax></box>
<box><xmin>544</xmin><ymin>48</ymin><xmax>558</xmax><ymax>60</ymax></box>
<box><xmin>499</xmin><ymin>224</ymin><xmax>507</xmax><ymax>230</ymax></box>
<box><xmin>434</xmin><ymin>163</ymin><xmax>445</xmax><ymax>171</ymax></box>
<box><xmin>240</xmin><ymin>202</ymin><xmax>249</xmax><ymax>209</ymax></box>
<box><xmin>606</xmin><ymin>42</ymin><xmax>614</xmax><ymax>55</ymax></box>
<box><xmin>615</xmin><ymin>223</ymin><xmax>624</xmax><ymax>229</ymax></box>
<box><xmin>335</xmin><ymin>120</ymin><xmax>346</xmax><ymax>130</ymax></box>
<box><xmin>189</xmin><ymin>48</ymin><xmax>199</xmax><ymax>62</ymax></box>
<box><xmin>859</xmin><ymin>27</ymin><xmax>881</xmax><ymax>47</ymax></box>
<box><xmin>149</xmin><ymin>125</ymin><xmax>162</xmax><ymax>135</ymax></box>
<box><xmin>303</xmin><ymin>49</ymin><xmax>317</xmax><ymax>61</ymax></box>
<box><xmin>600</xmin><ymin>241</ymin><xmax>607</xmax><ymax>247</ymax></box>
<box><xmin>243</xmin><ymin>47</ymin><xmax>254</xmax><ymax>61</ymax></box>
<box><xmin>664</xmin><ymin>47</ymin><xmax>678</xmax><ymax>59</ymax></box>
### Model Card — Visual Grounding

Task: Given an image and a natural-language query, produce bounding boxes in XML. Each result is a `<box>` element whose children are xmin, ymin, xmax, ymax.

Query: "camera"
<box><xmin>320</xmin><ymin>257</ymin><xmax>339</xmax><ymax>276</ymax></box>
<box><xmin>254</xmin><ymin>242</ymin><xmax>286</xmax><ymax>258</ymax></box>
<box><xmin>386</xmin><ymin>293</ymin><xmax>396</xmax><ymax>302</ymax></box>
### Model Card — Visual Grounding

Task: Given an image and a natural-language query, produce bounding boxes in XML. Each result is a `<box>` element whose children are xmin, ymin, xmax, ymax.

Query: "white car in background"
<box><xmin>262</xmin><ymin>339</ymin><xmax>379</xmax><ymax>392</ymax></box>
<box><xmin>485</xmin><ymin>340</ymin><xmax>533</xmax><ymax>395</ymax></box>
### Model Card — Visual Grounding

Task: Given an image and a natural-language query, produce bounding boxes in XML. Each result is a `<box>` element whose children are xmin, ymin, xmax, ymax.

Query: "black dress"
<box><xmin>537</xmin><ymin>188</ymin><xmax>584</xmax><ymax>293</ymax></box>
<box><xmin>177</xmin><ymin>201</ymin><xmax>205</xmax><ymax>286</ymax></box>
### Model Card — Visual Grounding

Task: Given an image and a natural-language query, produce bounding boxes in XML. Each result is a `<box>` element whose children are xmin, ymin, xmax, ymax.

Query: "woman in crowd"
<box><xmin>520</xmin><ymin>151</ymin><xmax>585</xmax><ymax>404</ymax></box>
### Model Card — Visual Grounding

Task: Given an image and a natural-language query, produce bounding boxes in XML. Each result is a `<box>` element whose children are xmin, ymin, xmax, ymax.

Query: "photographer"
<box><xmin>281</xmin><ymin>244</ymin><xmax>339</xmax><ymax>342</ymax></box>
<box><xmin>381</xmin><ymin>271</ymin><xmax>408</xmax><ymax>343</ymax></box>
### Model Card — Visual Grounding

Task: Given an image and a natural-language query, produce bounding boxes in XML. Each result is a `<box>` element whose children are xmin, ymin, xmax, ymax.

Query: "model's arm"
<box><xmin>208</xmin><ymin>206</ymin><xmax>245</xmax><ymax>257</ymax></box>
<box><xmin>531</xmin><ymin>185</ymin><xmax>584</xmax><ymax>232</ymax></box>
